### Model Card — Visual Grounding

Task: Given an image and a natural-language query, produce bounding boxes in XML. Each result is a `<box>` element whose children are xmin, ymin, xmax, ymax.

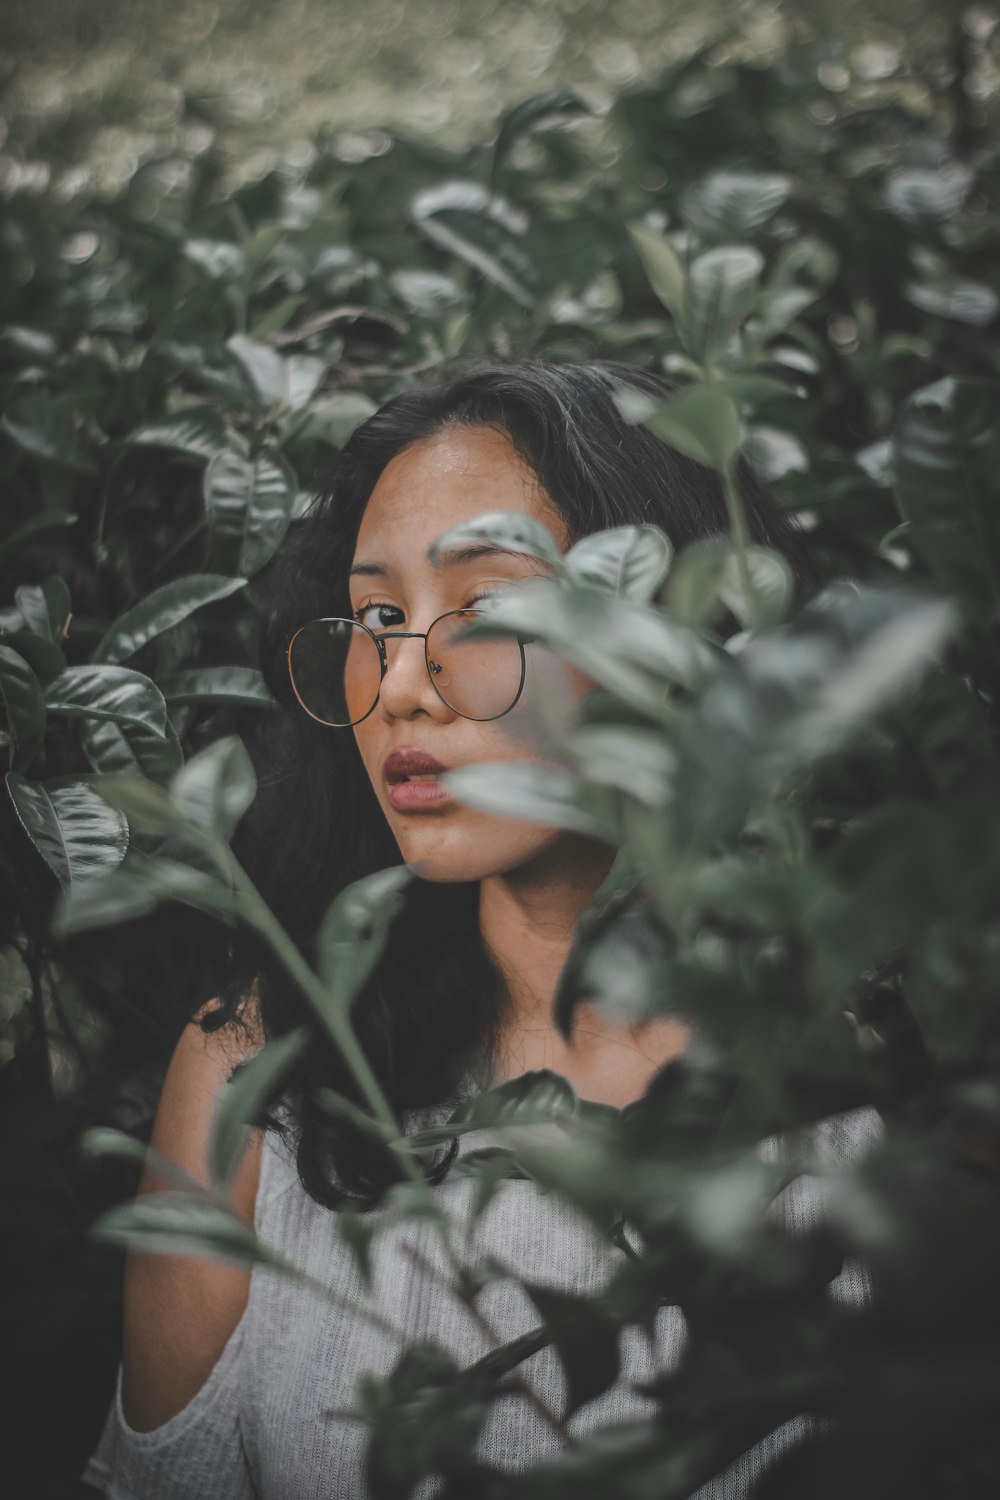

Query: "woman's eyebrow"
<box><xmin>431</xmin><ymin>542</ymin><xmax>527</xmax><ymax>567</ymax></box>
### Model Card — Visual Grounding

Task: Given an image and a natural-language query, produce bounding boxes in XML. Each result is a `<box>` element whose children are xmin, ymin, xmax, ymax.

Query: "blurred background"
<box><xmin>4</xmin><ymin>3</ymin><xmax>1000</xmax><ymax>1498</ymax></box>
<box><xmin>4</xmin><ymin>0</ymin><xmax>996</xmax><ymax>191</ymax></box>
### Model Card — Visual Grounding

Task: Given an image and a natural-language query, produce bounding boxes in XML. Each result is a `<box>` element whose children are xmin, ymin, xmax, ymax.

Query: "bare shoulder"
<box><xmin>147</xmin><ymin>994</ymin><xmax>267</xmax><ymax>1215</ymax></box>
<box><xmin>122</xmin><ymin>992</ymin><xmax>267</xmax><ymax>1432</ymax></box>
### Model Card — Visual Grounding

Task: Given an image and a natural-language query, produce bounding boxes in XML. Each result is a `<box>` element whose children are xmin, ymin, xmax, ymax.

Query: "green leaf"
<box><xmin>2</xmin><ymin>393</ymin><xmax>97</xmax><ymax>474</ymax></box>
<box><xmin>718</xmin><ymin>546</ymin><xmax>795</xmax><ymax>629</ymax></box>
<box><xmin>907</xmin><ymin>279</ymin><xmax>999</xmax><ymax>328</ymax></box>
<box><xmin>427</xmin><ymin>509</ymin><xmax>563</xmax><ymax>569</ymax></box>
<box><xmin>491</xmin><ymin>89</ymin><xmax>592</xmax><ymax>185</ymax></box>
<box><xmin>6</xmin><ymin>773</ymin><xmax>128</xmax><ymax>889</ymax></box>
<box><xmin>209</xmin><ymin>1029</ymin><xmax>306</xmax><ymax>1188</ymax></box>
<box><xmin>15</xmin><ymin>583</ymin><xmax>55</xmax><ymax>640</ymax></box>
<box><xmin>673</xmin><ymin>585</ymin><xmax>956</xmax><ymax>849</ymax></box>
<box><xmin>126</xmin><ymin>409</ymin><xmax>230</xmax><ymax>463</ymax></box>
<box><xmin>0</xmin><ymin>512</ymin><xmax>76</xmax><ymax>566</ymax></box>
<box><xmin>90</xmin><ymin>1191</ymin><xmax>290</xmax><ymax>1272</ymax></box>
<box><xmin>158</xmin><ymin>667</ymin><xmax>276</xmax><ymax>709</ymax></box>
<box><xmin>0</xmin><ymin>628</ymin><xmax>66</xmax><ymax>684</ymax></box>
<box><xmin>524</xmin><ymin>1283</ymin><xmax>621</xmax><ymax>1416</ymax></box>
<box><xmin>169</xmin><ymin>735</ymin><xmax>257</xmax><ymax>841</ymax></box>
<box><xmin>292</xmin><ymin>391</ymin><xmax>377</xmax><ymax>450</ymax></box>
<box><xmin>569</xmin><ymin>725</ymin><xmax>675</xmax><ymax>806</ymax></box>
<box><xmin>91</xmin><ymin>776</ymin><xmax>188</xmax><ymax>837</ymax></box>
<box><xmin>744</xmin><ymin>426</ymin><xmax>809</xmax><ymax>482</ymax></box>
<box><xmin>662</xmin><ymin>536</ymin><xmax>733</xmax><ymax>629</ymax></box>
<box><xmin>225</xmin><ymin>335</ymin><xmax>289</xmax><ymax>411</ymax></box>
<box><xmin>203</xmin><ymin>445</ymin><xmax>296</xmax><ymax>577</ymax></box>
<box><xmin>81</xmin><ymin>717</ymin><xmax>184</xmax><ymax>783</ymax></box>
<box><xmin>317</xmin><ymin>866</ymin><xmax>413</xmax><ymax>1012</ymax></box>
<box><xmin>413</xmin><ymin>182</ymin><xmax>538</xmax><ymax>308</ymax></box>
<box><xmin>93</xmin><ymin>575</ymin><xmax>248</xmax><ymax>665</ymax></box>
<box><xmin>627</xmin><ymin>222</ymin><xmax>687</xmax><ymax>325</ymax></box>
<box><xmin>0</xmin><ymin>643</ymin><xmax>46</xmax><ymax>765</ymax></box>
<box><xmin>885</xmin><ymin>163</ymin><xmax>972</xmax><ymax>223</ymax></box>
<box><xmin>449</xmin><ymin>1069</ymin><xmax>579</xmax><ymax>1133</ymax></box>
<box><xmin>684</xmin><ymin>244</ymin><xmax>764</xmax><ymax>363</ymax></box>
<box><xmin>45</xmin><ymin>665</ymin><xmax>168</xmax><ymax>735</ymax></box>
<box><xmin>54</xmin><ymin>851</ymin><xmax>240</xmax><ymax>935</ymax></box>
<box><xmin>442</xmin><ymin>762</ymin><xmax>615</xmax><ymax>839</ymax></box>
<box><xmin>81</xmin><ymin>1127</ymin><xmax>210</xmax><ymax>1195</ymax></box>
<box><xmin>893</xmin><ymin>377</ymin><xmax>1000</xmax><ymax>618</ymax></box>
<box><xmin>565</xmin><ymin>526</ymin><xmax>672</xmax><ymax>602</ymax></box>
<box><xmin>629</xmin><ymin>385</ymin><xmax>744</xmax><ymax>472</ymax></box>
<box><xmin>473</xmin><ymin>575</ymin><xmax>714</xmax><ymax>715</ymax></box>
<box><xmin>680</xmin><ymin>170</ymin><xmax>793</xmax><ymax>239</ymax></box>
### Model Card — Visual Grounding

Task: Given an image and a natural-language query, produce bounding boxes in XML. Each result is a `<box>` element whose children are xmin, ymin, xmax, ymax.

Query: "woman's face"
<box><xmin>348</xmin><ymin>424</ymin><xmax>594</xmax><ymax>883</ymax></box>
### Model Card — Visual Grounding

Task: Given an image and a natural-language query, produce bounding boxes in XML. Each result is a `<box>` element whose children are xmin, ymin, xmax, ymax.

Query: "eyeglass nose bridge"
<box><xmin>372</xmin><ymin>628</ymin><xmax>445</xmax><ymax>687</ymax></box>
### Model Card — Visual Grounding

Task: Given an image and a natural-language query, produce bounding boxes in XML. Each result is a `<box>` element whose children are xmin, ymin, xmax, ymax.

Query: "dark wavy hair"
<box><xmin>208</xmin><ymin>360</ymin><xmax>824</xmax><ymax>1209</ymax></box>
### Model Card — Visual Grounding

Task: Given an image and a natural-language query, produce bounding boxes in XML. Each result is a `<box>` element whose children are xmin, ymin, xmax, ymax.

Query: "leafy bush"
<box><xmin>3</xmin><ymin>34</ymin><xmax>1000</xmax><ymax>1499</ymax></box>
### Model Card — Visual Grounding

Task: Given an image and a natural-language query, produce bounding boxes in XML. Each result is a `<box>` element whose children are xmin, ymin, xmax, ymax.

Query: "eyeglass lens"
<box><xmin>288</xmin><ymin>612</ymin><xmax>524</xmax><ymax>726</ymax></box>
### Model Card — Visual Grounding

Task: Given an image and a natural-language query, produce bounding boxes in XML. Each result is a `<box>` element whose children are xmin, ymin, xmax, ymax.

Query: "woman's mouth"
<box><xmin>383</xmin><ymin>747</ymin><xmax>452</xmax><ymax>812</ymax></box>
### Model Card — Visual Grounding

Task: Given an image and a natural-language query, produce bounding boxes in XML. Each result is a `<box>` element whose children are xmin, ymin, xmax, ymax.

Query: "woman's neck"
<box><xmin>478</xmin><ymin>839</ymin><xmax>688</xmax><ymax>1107</ymax></box>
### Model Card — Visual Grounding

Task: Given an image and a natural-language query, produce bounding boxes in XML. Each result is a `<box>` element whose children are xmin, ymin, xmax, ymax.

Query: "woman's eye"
<box><xmin>355</xmin><ymin>601</ymin><xmax>404</xmax><ymax>631</ymax></box>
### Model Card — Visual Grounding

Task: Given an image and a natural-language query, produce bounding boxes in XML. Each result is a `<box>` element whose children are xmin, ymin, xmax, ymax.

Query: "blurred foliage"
<box><xmin>4</xmin><ymin>11</ymin><xmax>1000</xmax><ymax>1497</ymax></box>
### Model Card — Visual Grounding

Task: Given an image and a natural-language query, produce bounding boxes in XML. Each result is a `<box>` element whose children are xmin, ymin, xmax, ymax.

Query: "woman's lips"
<box><xmin>383</xmin><ymin>747</ymin><xmax>452</xmax><ymax>812</ymax></box>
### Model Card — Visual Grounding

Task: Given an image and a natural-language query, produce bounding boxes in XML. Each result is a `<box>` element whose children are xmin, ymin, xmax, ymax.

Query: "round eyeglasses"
<box><xmin>287</xmin><ymin>610</ymin><xmax>527</xmax><ymax>727</ymax></box>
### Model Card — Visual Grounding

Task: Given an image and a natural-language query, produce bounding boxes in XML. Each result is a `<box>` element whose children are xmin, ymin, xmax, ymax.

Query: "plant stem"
<box><xmin>221</xmin><ymin>854</ymin><xmax>426</xmax><ymax>1189</ymax></box>
<box><xmin>721</xmin><ymin>460</ymin><xmax>757</xmax><ymax>630</ymax></box>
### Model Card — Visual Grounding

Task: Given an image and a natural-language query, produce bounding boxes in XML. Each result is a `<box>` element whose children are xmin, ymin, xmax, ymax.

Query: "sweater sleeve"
<box><xmin>80</xmin><ymin>1300</ymin><xmax>253</xmax><ymax>1500</ymax></box>
<box><xmin>77</xmin><ymin>1118</ymin><xmax>299</xmax><ymax>1500</ymax></box>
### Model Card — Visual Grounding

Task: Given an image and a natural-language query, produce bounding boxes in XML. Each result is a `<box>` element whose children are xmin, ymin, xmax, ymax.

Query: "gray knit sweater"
<box><xmin>82</xmin><ymin>1104</ymin><xmax>881</xmax><ymax>1499</ymax></box>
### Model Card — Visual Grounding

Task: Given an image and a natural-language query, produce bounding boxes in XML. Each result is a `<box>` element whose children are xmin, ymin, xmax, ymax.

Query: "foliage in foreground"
<box><xmin>3</xmin><ymin>33</ymin><xmax>1000</xmax><ymax>1500</ymax></box>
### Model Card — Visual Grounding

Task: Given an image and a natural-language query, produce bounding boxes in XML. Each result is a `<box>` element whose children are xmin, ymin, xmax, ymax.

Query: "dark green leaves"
<box><xmin>203</xmin><ymin>446</ymin><xmax>297</xmax><ymax>576</ymax></box>
<box><xmin>6</xmin><ymin>774</ymin><xmax>129</xmax><ymax>887</ymax></box>
<box><xmin>0</xmin><ymin>645</ymin><xmax>46</xmax><ymax>766</ymax></box>
<box><xmin>413</xmin><ymin>182</ymin><xmax>539</xmax><ymax>307</ymax></box>
<box><xmin>316</xmin><ymin>866</ymin><xmax>413</xmax><ymax>1013</ymax></box>
<box><xmin>45</xmin><ymin>666</ymin><xmax>168</xmax><ymax>735</ymax></box>
<box><xmin>893</xmin><ymin>378</ymin><xmax>1000</xmax><ymax>619</ymax></box>
<box><xmin>524</xmin><ymin>1284</ymin><xmax>621</xmax><ymax>1416</ymax></box>
<box><xmin>93</xmin><ymin>575</ymin><xmax>248</xmax><ymax>664</ymax></box>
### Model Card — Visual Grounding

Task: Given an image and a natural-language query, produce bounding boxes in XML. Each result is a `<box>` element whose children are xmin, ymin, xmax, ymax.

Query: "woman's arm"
<box><xmin>121</xmin><ymin>998</ymin><xmax>265</xmax><ymax>1433</ymax></box>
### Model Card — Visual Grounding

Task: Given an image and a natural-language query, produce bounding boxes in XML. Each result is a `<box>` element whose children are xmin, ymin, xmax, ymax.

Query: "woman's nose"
<box><xmin>377</xmin><ymin>634</ymin><xmax>453</xmax><ymax>721</ymax></box>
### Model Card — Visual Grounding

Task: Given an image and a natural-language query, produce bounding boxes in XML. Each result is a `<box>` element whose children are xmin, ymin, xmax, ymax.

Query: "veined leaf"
<box><xmin>204</xmin><ymin>445</ymin><xmax>296</xmax><ymax>577</ymax></box>
<box><xmin>169</xmin><ymin>735</ymin><xmax>257</xmax><ymax>841</ymax></box>
<box><xmin>93</xmin><ymin>574</ymin><xmax>248</xmax><ymax>664</ymax></box>
<box><xmin>317</xmin><ymin>866</ymin><xmax>413</xmax><ymax>1012</ymax></box>
<box><xmin>2</xmin><ymin>393</ymin><xmax>98</xmax><ymax>474</ymax></box>
<box><xmin>565</xmin><ymin>526</ymin><xmax>672</xmax><ymax>602</ymax></box>
<box><xmin>893</xmin><ymin>377</ymin><xmax>1000</xmax><ymax>618</ymax></box>
<box><xmin>627</xmin><ymin>222</ymin><xmax>687</xmax><ymax>325</ymax></box>
<box><xmin>491</xmin><ymin>89</ymin><xmax>592</xmax><ymax>185</ymax></box>
<box><xmin>126</xmin><ymin>409</ymin><xmax>231</xmax><ymax>463</ymax></box>
<box><xmin>0</xmin><ymin>643</ymin><xmax>46</xmax><ymax>765</ymax></box>
<box><xmin>684</xmin><ymin>244</ymin><xmax>764</xmax><ymax>363</ymax></box>
<box><xmin>680</xmin><ymin>170</ymin><xmax>792</xmax><ymax>239</ymax></box>
<box><xmin>628</xmin><ymin>385</ymin><xmax>744</xmax><ymax>472</ymax></box>
<box><xmin>413</xmin><ymin>182</ymin><xmax>538</xmax><ymax>308</ymax></box>
<box><xmin>54</xmin><ymin>850</ymin><xmax>240</xmax><ymax>935</ymax></box>
<box><xmin>158</xmin><ymin>667</ymin><xmax>276</xmax><ymax>709</ymax></box>
<box><xmin>81</xmin><ymin>717</ymin><xmax>184</xmax><ymax>784</ymax></box>
<box><xmin>90</xmin><ymin>1191</ymin><xmax>293</xmax><ymax>1273</ymax></box>
<box><xmin>0</xmin><ymin>512</ymin><xmax>77</xmax><ymax>565</ymax></box>
<box><xmin>428</xmin><ymin>510</ymin><xmax>564</xmax><ymax>570</ymax></box>
<box><xmin>6</xmin><ymin>773</ymin><xmax>128</xmax><ymax>888</ymax></box>
<box><xmin>46</xmin><ymin>666</ymin><xmax>168</xmax><ymax>735</ymax></box>
<box><xmin>209</xmin><ymin>1029</ymin><xmax>306</xmax><ymax>1188</ymax></box>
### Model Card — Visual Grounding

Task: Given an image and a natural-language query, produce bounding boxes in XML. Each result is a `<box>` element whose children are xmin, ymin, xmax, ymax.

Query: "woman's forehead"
<box><xmin>351</xmin><ymin>426</ymin><xmax>568</xmax><ymax>564</ymax></box>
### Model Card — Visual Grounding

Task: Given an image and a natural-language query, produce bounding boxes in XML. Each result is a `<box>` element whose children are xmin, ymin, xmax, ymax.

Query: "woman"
<box><xmin>83</xmin><ymin>361</ymin><xmax>868</xmax><ymax>1498</ymax></box>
